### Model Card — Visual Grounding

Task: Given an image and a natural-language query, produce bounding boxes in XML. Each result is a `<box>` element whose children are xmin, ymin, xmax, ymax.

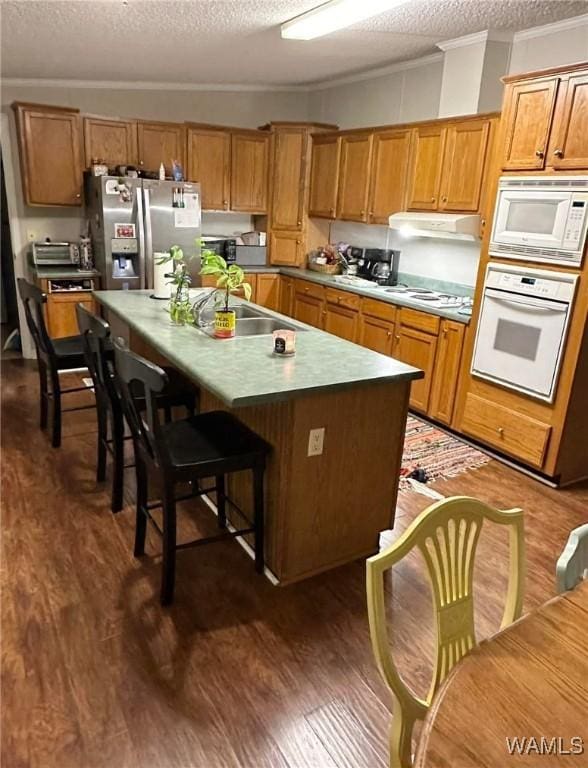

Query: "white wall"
<box><xmin>307</xmin><ymin>56</ymin><xmax>443</xmax><ymax>129</ymax></box>
<box><xmin>329</xmin><ymin>220</ymin><xmax>481</xmax><ymax>288</ymax></box>
<box><xmin>509</xmin><ymin>15</ymin><xmax>588</xmax><ymax>74</ymax></box>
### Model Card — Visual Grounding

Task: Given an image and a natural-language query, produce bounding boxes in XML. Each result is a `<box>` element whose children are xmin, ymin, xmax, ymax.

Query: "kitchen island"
<box><xmin>95</xmin><ymin>289</ymin><xmax>422</xmax><ymax>584</ymax></box>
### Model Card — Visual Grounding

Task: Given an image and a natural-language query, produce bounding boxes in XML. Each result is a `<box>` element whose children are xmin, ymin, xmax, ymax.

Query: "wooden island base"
<box><xmin>131</xmin><ymin>332</ymin><xmax>410</xmax><ymax>584</ymax></box>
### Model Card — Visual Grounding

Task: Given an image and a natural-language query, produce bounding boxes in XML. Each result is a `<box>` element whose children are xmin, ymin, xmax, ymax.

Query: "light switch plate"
<box><xmin>307</xmin><ymin>427</ymin><xmax>325</xmax><ymax>457</ymax></box>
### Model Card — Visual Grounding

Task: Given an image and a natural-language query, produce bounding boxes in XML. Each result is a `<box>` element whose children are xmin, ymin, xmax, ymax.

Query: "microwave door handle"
<box><xmin>489</xmin><ymin>295</ymin><xmax>567</xmax><ymax>314</ymax></box>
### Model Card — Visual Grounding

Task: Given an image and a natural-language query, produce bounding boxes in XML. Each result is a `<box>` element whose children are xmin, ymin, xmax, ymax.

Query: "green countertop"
<box><xmin>279</xmin><ymin>268</ymin><xmax>473</xmax><ymax>324</ymax></box>
<box><xmin>94</xmin><ymin>289</ymin><xmax>422</xmax><ymax>408</ymax></box>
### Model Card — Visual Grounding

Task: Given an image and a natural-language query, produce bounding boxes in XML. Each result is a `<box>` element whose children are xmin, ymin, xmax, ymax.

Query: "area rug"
<box><xmin>399</xmin><ymin>415</ymin><xmax>491</xmax><ymax>494</ymax></box>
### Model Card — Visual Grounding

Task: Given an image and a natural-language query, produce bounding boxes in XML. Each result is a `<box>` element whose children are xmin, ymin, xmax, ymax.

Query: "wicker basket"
<box><xmin>307</xmin><ymin>261</ymin><xmax>341</xmax><ymax>275</ymax></box>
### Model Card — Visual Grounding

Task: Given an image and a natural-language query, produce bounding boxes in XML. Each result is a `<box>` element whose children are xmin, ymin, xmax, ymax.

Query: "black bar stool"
<box><xmin>113</xmin><ymin>339</ymin><xmax>271</xmax><ymax>605</ymax></box>
<box><xmin>17</xmin><ymin>278</ymin><xmax>94</xmax><ymax>448</ymax></box>
<box><xmin>75</xmin><ymin>304</ymin><xmax>198</xmax><ymax>513</ymax></box>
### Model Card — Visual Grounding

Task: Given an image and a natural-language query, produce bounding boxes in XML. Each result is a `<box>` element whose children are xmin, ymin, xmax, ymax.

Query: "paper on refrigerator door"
<box><xmin>174</xmin><ymin>193</ymin><xmax>200</xmax><ymax>228</ymax></box>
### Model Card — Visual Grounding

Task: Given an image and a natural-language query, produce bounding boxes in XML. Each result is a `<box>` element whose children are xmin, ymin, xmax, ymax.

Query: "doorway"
<box><xmin>1</xmin><ymin>153</ymin><xmax>21</xmax><ymax>359</ymax></box>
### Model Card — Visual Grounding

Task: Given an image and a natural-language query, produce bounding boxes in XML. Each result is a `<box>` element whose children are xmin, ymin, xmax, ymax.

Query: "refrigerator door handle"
<box><xmin>143</xmin><ymin>187</ymin><xmax>154</xmax><ymax>290</ymax></box>
<box><xmin>136</xmin><ymin>185</ymin><xmax>146</xmax><ymax>290</ymax></box>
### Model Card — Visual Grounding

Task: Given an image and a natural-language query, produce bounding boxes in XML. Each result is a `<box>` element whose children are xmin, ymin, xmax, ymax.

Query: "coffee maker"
<box><xmin>358</xmin><ymin>249</ymin><xmax>400</xmax><ymax>285</ymax></box>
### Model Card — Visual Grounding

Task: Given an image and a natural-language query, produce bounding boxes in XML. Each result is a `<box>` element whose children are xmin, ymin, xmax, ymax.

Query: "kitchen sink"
<box><xmin>233</xmin><ymin>317</ymin><xmax>303</xmax><ymax>336</ymax></box>
<box><xmin>231</xmin><ymin>304</ymin><xmax>266</xmax><ymax>318</ymax></box>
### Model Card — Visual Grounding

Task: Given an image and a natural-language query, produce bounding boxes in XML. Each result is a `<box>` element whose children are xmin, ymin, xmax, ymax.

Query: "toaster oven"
<box><xmin>32</xmin><ymin>241</ymin><xmax>78</xmax><ymax>267</ymax></box>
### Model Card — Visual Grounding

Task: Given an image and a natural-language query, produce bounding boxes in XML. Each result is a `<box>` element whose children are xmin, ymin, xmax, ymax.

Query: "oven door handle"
<box><xmin>486</xmin><ymin>291</ymin><xmax>568</xmax><ymax>314</ymax></box>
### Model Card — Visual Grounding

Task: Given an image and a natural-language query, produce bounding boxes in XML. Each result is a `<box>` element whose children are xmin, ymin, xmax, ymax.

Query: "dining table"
<box><xmin>415</xmin><ymin>580</ymin><xmax>588</xmax><ymax>768</ymax></box>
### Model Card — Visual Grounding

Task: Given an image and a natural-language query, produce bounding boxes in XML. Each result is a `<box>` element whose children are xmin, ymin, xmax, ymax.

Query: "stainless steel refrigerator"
<box><xmin>85</xmin><ymin>174</ymin><xmax>202</xmax><ymax>290</ymax></box>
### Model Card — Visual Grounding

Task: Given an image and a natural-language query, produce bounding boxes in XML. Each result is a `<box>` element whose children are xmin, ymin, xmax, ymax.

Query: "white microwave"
<box><xmin>489</xmin><ymin>176</ymin><xmax>588</xmax><ymax>267</ymax></box>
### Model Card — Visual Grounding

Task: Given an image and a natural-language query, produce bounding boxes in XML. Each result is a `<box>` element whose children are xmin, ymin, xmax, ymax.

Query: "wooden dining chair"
<box><xmin>366</xmin><ymin>496</ymin><xmax>525</xmax><ymax>768</ymax></box>
<box><xmin>556</xmin><ymin>523</ymin><xmax>588</xmax><ymax>592</ymax></box>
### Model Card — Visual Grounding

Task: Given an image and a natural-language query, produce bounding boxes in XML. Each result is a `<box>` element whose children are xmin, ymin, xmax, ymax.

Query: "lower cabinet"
<box><xmin>293</xmin><ymin>292</ymin><xmax>324</xmax><ymax>327</ymax></box>
<box><xmin>46</xmin><ymin>292</ymin><xmax>96</xmax><ymax>339</ymax></box>
<box><xmin>429</xmin><ymin>320</ymin><xmax>465</xmax><ymax>425</ymax></box>
<box><xmin>359</xmin><ymin>298</ymin><xmax>397</xmax><ymax>354</ymax></box>
<box><xmin>394</xmin><ymin>325</ymin><xmax>438</xmax><ymax>413</ymax></box>
<box><xmin>323</xmin><ymin>288</ymin><xmax>360</xmax><ymax>342</ymax></box>
<box><xmin>256</xmin><ymin>273</ymin><xmax>280</xmax><ymax>311</ymax></box>
<box><xmin>460</xmin><ymin>393</ymin><xmax>551</xmax><ymax>468</ymax></box>
<box><xmin>279</xmin><ymin>276</ymin><xmax>295</xmax><ymax>316</ymax></box>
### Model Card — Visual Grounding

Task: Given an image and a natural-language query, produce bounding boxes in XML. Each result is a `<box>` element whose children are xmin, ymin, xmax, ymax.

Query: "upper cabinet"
<box><xmin>367</xmin><ymin>129</ymin><xmax>412</xmax><ymax>224</ymax></box>
<box><xmin>309</xmin><ymin>135</ymin><xmax>341</xmax><ymax>218</ymax></box>
<box><xmin>439</xmin><ymin>119</ymin><xmax>491</xmax><ymax>212</ymax></box>
<box><xmin>337</xmin><ymin>133</ymin><xmax>373</xmax><ymax>222</ymax></box>
<box><xmin>231</xmin><ymin>131</ymin><xmax>270</xmax><ymax>213</ymax></box>
<box><xmin>137</xmin><ymin>121</ymin><xmax>185</xmax><ymax>175</ymax></box>
<box><xmin>83</xmin><ymin>116</ymin><xmax>137</xmax><ymax>168</ymax></box>
<box><xmin>13</xmin><ymin>102</ymin><xmax>83</xmax><ymax>207</ymax></box>
<box><xmin>186</xmin><ymin>126</ymin><xmax>231</xmax><ymax>210</ymax></box>
<box><xmin>501</xmin><ymin>66</ymin><xmax>588</xmax><ymax>171</ymax></box>
<box><xmin>501</xmin><ymin>78</ymin><xmax>559</xmax><ymax>170</ymax></box>
<box><xmin>406</xmin><ymin>125</ymin><xmax>447</xmax><ymax>210</ymax></box>
<box><xmin>548</xmin><ymin>72</ymin><xmax>588</xmax><ymax>170</ymax></box>
<box><xmin>270</xmin><ymin>128</ymin><xmax>307</xmax><ymax>230</ymax></box>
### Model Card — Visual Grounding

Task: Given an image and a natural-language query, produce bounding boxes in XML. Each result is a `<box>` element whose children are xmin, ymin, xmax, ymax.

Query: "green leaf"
<box><xmin>241</xmin><ymin>282</ymin><xmax>252</xmax><ymax>301</ymax></box>
<box><xmin>200</xmin><ymin>264</ymin><xmax>222</xmax><ymax>276</ymax></box>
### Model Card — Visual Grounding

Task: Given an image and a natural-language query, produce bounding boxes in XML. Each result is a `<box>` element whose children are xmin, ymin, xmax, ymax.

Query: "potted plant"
<box><xmin>156</xmin><ymin>245</ymin><xmax>194</xmax><ymax>325</ymax></box>
<box><xmin>200</xmin><ymin>251</ymin><xmax>251</xmax><ymax>338</ymax></box>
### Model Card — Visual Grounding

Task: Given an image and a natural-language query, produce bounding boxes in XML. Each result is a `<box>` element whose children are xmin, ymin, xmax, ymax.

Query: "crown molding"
<box><xmin>307</xmin><ymin>52</ymin><xmax>444</xmax><ymax>91</ymax></box>
<box><xmin>512</xmin><ymin>12</ymin><xmax>588</xmax><ymax>42</ymax></box>
<box><xmin>0</xmin><ymin>77</ymin><xmax>308</xmax><ymax>93</ymax></box>
<box><xmin>437</xmin><ymin>28</ymin><xmax>514</xmax><ymax>51</ymax></box>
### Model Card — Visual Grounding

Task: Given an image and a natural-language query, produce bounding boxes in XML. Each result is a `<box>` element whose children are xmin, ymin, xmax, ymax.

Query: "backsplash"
<box><xmin>201</xmin><ymin>212</ymin><xmax>255</xmax><ymax>238</ymax></box>
<box><xmin>329</xmin><ymin>220</ymin><xmax>481</xmax><ymax>288</ymax></box>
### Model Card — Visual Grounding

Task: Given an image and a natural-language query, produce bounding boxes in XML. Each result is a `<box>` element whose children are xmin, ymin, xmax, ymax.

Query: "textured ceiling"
<box><xmin>1</xmin><ymin>0</ymin><xmax>587</xmax><ymax>86</ymax></box>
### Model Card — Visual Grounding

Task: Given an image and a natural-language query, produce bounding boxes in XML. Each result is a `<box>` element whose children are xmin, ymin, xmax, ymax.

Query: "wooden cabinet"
<box><xmin>324</xmin><ymin>288</ymin><xmax>360</xmax><ymax>342</ymax></box>
<box><xmin>46</xmin><ymin>292</ymin><xmax>96</xmax><ymax>339</ymax></box>
<box><xmin>231</xmin><ymin>131</ymin><xmax>269</xmax><ymax>213</ymax></box>
<box><xmin>407</xmin><ymin>125</ymin><xmax>447</xmax><ymax>211</ymax></box>
<box><xmin>137</xmin><ymin>121</ymin><xmax>185</xmax><ymax>175</ymax></box>
<box><xmin>279</xmin><ymin>276</ymin><xmax>295</xmax><ymax>316</ymax></box>
<box><xmin>439</xmin><ymin>120</ymin><xmax>491</xmax><ymax>212</ymax></box>
<box><xmin>548</xmin><ymin>72</ymin><xmax>588</xmax><ymax>169</ymax></box>
<box><xmin>293</xmin><ymin>280</ymin><xmax>325</xmax><ymax>328</ymax></box>
<box><xmin>83</xmin><ymin>116</ymin><xmax>137</xmax><ymax>168</ymax></box>
<box><xmin>501</xmin><ymin>78</ymin><xmax>559</xmax><ymax>170</ymax></box>
<box><xmin>186</xmin><ymin>126</ymin><xmax>231</xmax><ymax>211</ymax></box>
<box><xmin>461</xmin><ymin>393</ymin><xmax>551</xmax><ymax>468</ymax></box>
<box><xmin>269</xmin><ymin>230</ymin><xmax>304</xmax><ymax>267</ymax></box>
<box><xmin>429</xmin><ymin>320</ymin><xmax>465</xmax><ymax>425</ymax></box>
<box><xmin>367</xmin><ymin>129</ymin><xmax>412</xmax><ymax>223</ymax></box>
<box><xmin>394</xmin><ymin>326</ymin><xmax>438</xmax><ymax>413</ymax></box>
<box><xmin>309</xmin><ymin>135</ymin><xmax>341</xmax><ymax>218</ymax></box>
<box><xmin>13</xmin><ymin>103</ymin><xmax>83</xmax><ymax>207</ymax></box>
<box><xmin>270</xmin><ymin>128</ymin><xmax>307</xmax><ymax>230</ymax></box>
<box><xmin>337</xmin><ymin>133</ymin><xmax>373</xmax><ymax>222</ymax></box>
<box><xmin>359</xmin><ymin>314</ymin><xmax>395</xmax><ymax>355</ymax></box>
<box><xmin>256</xmin><ymin>274</ymin><xmax>280</xmax><ymax>311</ymax></box>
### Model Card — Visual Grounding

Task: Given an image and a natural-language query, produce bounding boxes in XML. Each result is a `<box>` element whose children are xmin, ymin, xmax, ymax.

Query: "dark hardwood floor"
<box><xmin>2</xmin><ymin>359</ymin><xmax>587</xmax><ymax>768</ymax></box>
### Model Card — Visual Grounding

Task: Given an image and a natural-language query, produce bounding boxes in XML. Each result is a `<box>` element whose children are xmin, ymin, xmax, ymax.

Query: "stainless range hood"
<box><xmin>388</xmin><ymin>211</ymin><xmax>481</xmax><ymax>240</ymax></box>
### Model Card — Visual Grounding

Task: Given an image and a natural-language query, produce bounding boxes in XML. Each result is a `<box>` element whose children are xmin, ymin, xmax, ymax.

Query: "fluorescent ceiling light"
<box><xmin>281</xmin><ymin>0</ymin><xmax>409</xmax><ymax>40</ymax></box>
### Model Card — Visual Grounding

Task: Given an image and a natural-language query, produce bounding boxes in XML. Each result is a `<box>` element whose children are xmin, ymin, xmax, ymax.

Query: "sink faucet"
<box><xmin>192</xmin><ymin>290</ymin><xmax>218</xmax><ymax>328</ymax></box>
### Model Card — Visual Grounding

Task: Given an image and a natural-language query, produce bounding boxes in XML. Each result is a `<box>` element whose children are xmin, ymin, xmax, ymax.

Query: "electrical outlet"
<box><xmin>307</xmin><ymin>427</ymin><xmax>325</xmax><ymax>457</ymax></box>
<box><xmin>27</xmin><ymin>230</ymin><xmax>37</xmax><ymax>242</ymax></box>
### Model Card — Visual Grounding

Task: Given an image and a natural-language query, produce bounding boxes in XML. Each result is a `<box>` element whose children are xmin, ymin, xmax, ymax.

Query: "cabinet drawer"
<box><xmin>294</xmin><ymin>279</ymin><xmax>325</xmax><ymax>301</ymax></box>
<box><xmin>399</xmin><ymin>307</ymin><xmax>440</xmax><ymax>335</ymax></box>
<box><xmin>361</xmin><ymin>297</ymin><xmax>397</xmax><ymax>323</ymax></box>
<box><xmin>325</xmin><ymin>287</ymin><xmax>361</xmax><ymax>311</ymax></box>
<box><xmin>461</xmin><ymin>393</ymin><xmax>551</xmax><ymax>468</ymax></box>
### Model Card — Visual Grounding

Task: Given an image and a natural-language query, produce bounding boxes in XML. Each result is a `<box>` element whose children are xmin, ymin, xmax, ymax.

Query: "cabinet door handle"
<box><xmin>329</xmin><ymin>208</ymin><xmax>335</xmax><ymax>215</ymax></box>
<box><xmin>368</xmin><ymin>211</ymin><xmax>374</xmax><ymax>217</ymax></box>
<box><xmin>296</xmin><ymin>240</ymin><xmax>301</xmax><ymax>244</ymax></box>
<box><xmin>441</xmin><ymin>195</ymin><xmax>447</xmax><ymax>203</ymax></box>
<box><xmin>387</xmin><ymin>331</ymin><xmax>392</xmax><ymax>337</ymax></box>
<box><xmin>337</xmin><ymin>296</ymin><xmax>342</xmax><ymax>302</ymax></box>
<box><xmin>431</xmin><ymin>197</ymin><xmax>436</xmax><ymax>203</ymax></box>
<box><xmin>395</xmin><ymin>335</ymin><xmax>400</xmax><ymax>342</ymax></box>
<box><xmin>75</xmin><ymin>193</ymin><xmax>81</xmax><ymax>198</ymax></box>
<box><xmin>304</xmin><ymin>286</ymin><xmax>309</xmax><ymax>292</ymax></box>
<box><xmin>497</xmin><ymin>427</ymin><xmax>504</xmax><ymax>436</ymax></box>
<box><xmin>360</xmin><ymin>209</ymin><xmax>365</xmax><ymax>216</ymax></box>
<box><xmin>139</xmin><ymin>160</ymin><xmax>144</xmax><ymax>166</ymax></box>
<box><xmin>535</xmin><ymin>149</ymin><xmax>544</xmax><ymax>158</ymax></box>
<box><xmin>297</xmin><ymin>220</ymin><xmax>302</xmax><ymax>226</ymax></box>
<box><xmin>223</xmin><ymin>200</ymin><xmax>229</xmax><ymax>208</ymax></box>
<box><xmin>553</xmin><ymin>148</ymin><xmax>564</xmax><ymax>158</ymax></box>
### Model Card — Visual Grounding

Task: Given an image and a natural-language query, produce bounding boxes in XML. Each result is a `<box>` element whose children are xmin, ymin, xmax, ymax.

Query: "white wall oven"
<box><xmin>490</xmin><ymin>176</ymin><xmax>588</xmax><ymax>267</ymax></box>
<box><xmin>472</xmin><ymin>264</ymin><xmax>577</xmax><ymax>403</ymax></box>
